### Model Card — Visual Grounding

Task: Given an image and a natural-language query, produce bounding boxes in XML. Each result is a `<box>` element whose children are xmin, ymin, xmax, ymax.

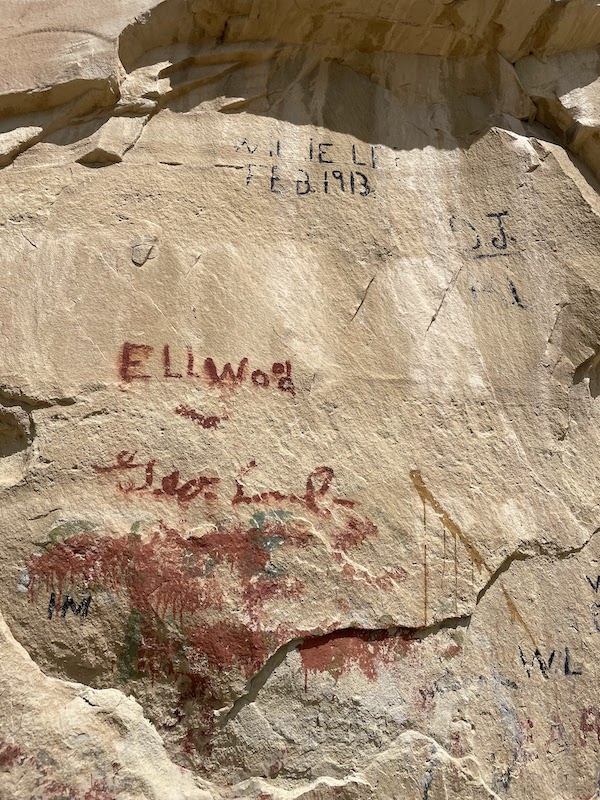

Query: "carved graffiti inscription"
<box><xmin>518</xmin><ymin>646</ymin><xmax>582</xmax><ymax>679</ymax></box>
<box><xmin>223</xmin><ymin>137</ymin><xmax>384</xmax><ymax>197</ymax></box>
<box><xmin>450</xmin><ymin>210</ymin><xmax>518</xmax><ymax>259</ymax></box>
<box><xmin>586</xmin><ymin>573</ymin><xmax>600</xmax><ymax>632</ymax></box>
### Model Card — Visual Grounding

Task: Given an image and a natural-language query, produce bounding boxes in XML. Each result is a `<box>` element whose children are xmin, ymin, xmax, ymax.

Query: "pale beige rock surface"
<box><xmin>2</xmin><ymin>2</ymin><xmax>600</xmax><ymax>799</ymax></box>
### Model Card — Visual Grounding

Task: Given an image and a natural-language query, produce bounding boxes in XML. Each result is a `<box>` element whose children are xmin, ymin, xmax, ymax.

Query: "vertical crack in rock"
<box><xmin>426</xmin><ymin>262</ymin><xmax>466</xmax><ymax>332</ymax></box>
<box><xmin>349</xmin><ymin>275</ymin><xmax>376</xmax><ymax>324</ymax></box>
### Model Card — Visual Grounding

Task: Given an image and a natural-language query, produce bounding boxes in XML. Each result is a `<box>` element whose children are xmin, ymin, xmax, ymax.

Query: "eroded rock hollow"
<box><xmin>2</xmin><ymin>1</ymin><xmax>600</xmax><ymax>798</ymax></box>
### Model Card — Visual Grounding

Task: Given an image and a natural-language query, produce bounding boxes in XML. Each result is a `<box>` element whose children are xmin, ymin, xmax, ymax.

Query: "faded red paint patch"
<box><xmin>580</xmin><ymin>706</ymin><xmax>600</xmax><ymax>744</ymax></box>
<box><xmin>339</xmin><ymin>563</ymin><xmax>407</xmax><ymax>591</ymax></box>
<box><xmin>42</xmin><ymin>780</ymin><xmax>77</xmax><ymax>799</ymax></box>
<box><xmin>417</xmin><ymin>685</ymin><xmax>436</xmax><ymax>713</ymax></box>
<box><xmin>36</xmin><ymin>780</ymin><xmax>116</xmax><ymax>800</ymax></box>
<box><xmin>0</xmin><ymin>744</ymin><xmax>117</xmax><ymax>799</ymax></box>
<box><xmin>332</xmin><ymin>517</ymin><xmax>377</xmax><ymax>552</ymax></box>
<box><xmin>242</xmin><ymin>576</ymin><xmax>306</xmax><ymax>623</ymax></box>
<box><xmin>29</xmin><ymin>532</ymin><xmax>130</xmax><ymax>598</ymax></box>
<box><xmin>0</xmin><ymin>742</ymin><xmax>23</xmax><ymax>769</ymax></box>
<box><xmin>448</xmin><ymin>731</ymin><xmax>466</xmax><ymax>757</ymax></box>
<box><xmin>83</xmin><ymin>783</ymin><xmax>117</xmax><ymax>800</ymax></box>
<box><xmin>27</xmin><ymin>521</ymin><xmax>313</xmax><ymax>744</ymax></box>
<box><xmin>27</xmin><ymin>503</ymin><xmax>388</xmax><ymax>749</ymax></box>
<box><xmin>444</xmin><ymin>642</ymin><xmax>462</xmax><ymax>658</ymax></box>
<box><xmin>186</xmin><ymin>523</ymin><xmax>308</xmax><ymax>578</ymax></box>
<box><xmin>28</xmin><ymin>511</ymin><xmax>380</xmax><ymax>626</ymax></box>
<box><xmin>28</xmin><ymin>521</ymin><xmax>312</xmax><ymax>619</ymax></box>
<box><xmin>185</xmin><ymin>622</ymin><xmax>268</xmax><ymax>678</ymax></box>
<box><xmin>299</xmin><ymin>628</ymin><xmax>411</xmax><ymax>685</ymax></box>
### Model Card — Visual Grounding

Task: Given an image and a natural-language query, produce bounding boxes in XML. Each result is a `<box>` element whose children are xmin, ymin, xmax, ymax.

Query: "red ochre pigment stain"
<box><xmin>28</xmin><ymin>514</ymin><xmax>378</xmax><ymax>613</ymax></box>
<box><xmin>339</xmin><ymin>562</ymin><xmax>408</xmax><ymax>591</ymax></box>
<box><xmin>40</xmin><ymin>782</ymin><xmax>117</xmax><ymax>800</ymax></box>
<box><xmin>332</xmin><ymin>517</ymin><xmax>377</xmax><ymax>551</ymax></box>
<box><xmin>27</xmin><ymin>509</ymin><xmax>383</xmax><ymax>744</ymax></box>
<box><xmin>0</xmin><ymin>742</ymin><xmax>24</xmax><ymax>769</ymax></box>
<box><xmin>81</xmin><ymin>784</ymin><xmax>117</xmax><ymax>800</ymax></box>
<box><xmin>185</xmin><ymin>621</ymin><xmax>269</xmax><ymax>676</ymax></box>
<box><xmin>0</xmin><ymin>745</ymin><xmax>117</xmax><ymax>800</ymax></box>
<box><xmin>27</xmin><ymin>521</ymin><xmax>314</xmax><ymax>623</ymax></box>
<box><xmin>27</xmin><ymin>522</ymin><xmax>313</xmax><ymax>742</ymax></box>
<box><xmin>299</xmin><ymin>629</ymin><xmax>414</xmax><ymax>687</ymax></box>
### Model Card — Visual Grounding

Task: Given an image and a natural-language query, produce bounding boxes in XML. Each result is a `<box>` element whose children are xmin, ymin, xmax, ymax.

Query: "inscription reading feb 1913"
<box><xmin>217</xmin><ymin>137</ymin><xmax>386</xmax><ymax>197</ymax></box>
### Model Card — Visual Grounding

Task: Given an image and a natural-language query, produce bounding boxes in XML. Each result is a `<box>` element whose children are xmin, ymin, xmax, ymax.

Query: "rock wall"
<box><xmin>2</xmin><ymin>1</ymin><xmax>600</xmax><ymax>798</ymax></box>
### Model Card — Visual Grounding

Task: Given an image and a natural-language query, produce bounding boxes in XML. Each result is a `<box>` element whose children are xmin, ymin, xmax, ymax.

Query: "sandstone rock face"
<box><xmin>3</xmin><ymin>2</ymin><xmax>600</xmax><ymax>798</ymax></box>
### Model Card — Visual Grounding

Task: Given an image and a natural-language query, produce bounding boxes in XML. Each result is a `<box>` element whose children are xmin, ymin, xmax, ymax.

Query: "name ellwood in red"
<box><xmin>118</xmin><ymin>342</ymin><xmax>296</xmax><ymax>396</ymax></box>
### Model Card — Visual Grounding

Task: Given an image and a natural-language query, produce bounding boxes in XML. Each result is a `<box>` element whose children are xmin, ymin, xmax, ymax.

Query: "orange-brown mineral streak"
<box><xmin>501</xmin><ymin>587</ymin><xmax>536</xmax><ymax>646</ymax></box>
<box><xmin>410</xmin><ymin>470</ymin><xmax>484</xmax><ymax>569</ymax></box>
<box><xmin>422</xmin><ymin>498</ymin><xmax>428</xmax><ymax>625</ymax></box>
<box><xmin>453</xmin><ymin>526</ymin><xmax>458</xmax><ymax>614</ymax></box>
<box><xmin>409</xmin><ymin>470</ymin><xmax>537</xmax><ymax>646</ymax></box>
<box><xmin>423</xmin><ymin>543</ymin><xmax>428</xmax><ymax>626</ymax></box>
<box><xmin>441</xmin><ymin>522</ymin><xmax>446</xmax><ymax>591</ymax></box>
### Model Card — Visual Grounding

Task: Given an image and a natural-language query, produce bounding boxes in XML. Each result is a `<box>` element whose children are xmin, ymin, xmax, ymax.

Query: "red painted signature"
<box><xmin>93</xmin><ymin>452</ymin><xmax>355</xmax><ymax>516</ymax></box>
